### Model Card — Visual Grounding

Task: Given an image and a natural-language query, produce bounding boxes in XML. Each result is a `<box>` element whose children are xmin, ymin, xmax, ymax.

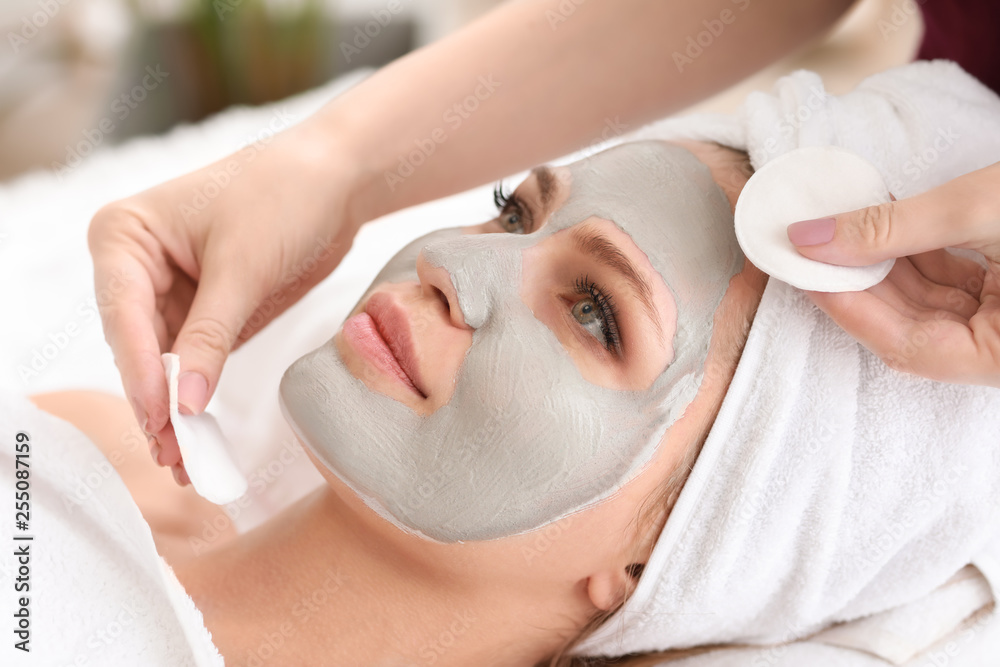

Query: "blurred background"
<box><xmin>0</xmin><ymin>0</ymin><xmax>921</xmax><ymax>182</ymax></box>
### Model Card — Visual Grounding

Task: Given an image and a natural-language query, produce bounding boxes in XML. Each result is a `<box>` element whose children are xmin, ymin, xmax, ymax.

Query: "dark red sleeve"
<box><xmin>919</xmin><ymin>0</ymin><xmax>1000</xmax><ymax>94</ymax></box>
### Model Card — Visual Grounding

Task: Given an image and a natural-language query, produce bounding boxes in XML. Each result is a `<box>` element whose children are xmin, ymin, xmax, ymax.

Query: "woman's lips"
<box><xmin>341</xmin><ymin>295</ymin><xmax>426</xmax><ymax>398</ymax></box>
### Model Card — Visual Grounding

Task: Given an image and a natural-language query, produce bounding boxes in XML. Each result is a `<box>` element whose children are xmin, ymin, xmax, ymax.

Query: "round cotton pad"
<box><xmin>162</xmin><ymin>353</ymin><xmax>248</xmax><ymax>504</ymax></box>
<box><xmin>734</xmin><ymin>146</ymin><xmax>895</xmax><ymax>292</ymax></box>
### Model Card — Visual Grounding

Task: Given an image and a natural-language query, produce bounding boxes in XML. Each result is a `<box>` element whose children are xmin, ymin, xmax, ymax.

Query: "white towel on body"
<box><xmin>577</xmin><ymin>60</ymin><xmax>1000</xmax><ymax>664</ymax></box>
<box><xmin>0</xmin><ymin>393</ymin><xmax>224</xmax><ymax>666</ymax></box>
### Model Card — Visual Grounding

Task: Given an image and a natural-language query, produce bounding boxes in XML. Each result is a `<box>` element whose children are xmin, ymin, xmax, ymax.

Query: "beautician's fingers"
<box><xmin>787</xmin><ymin>161</ymin><xmax>1000</xmax><ymax>267</ymax></box>
<box><xmin>808</xmin><ymin>286</ymin><xmax>1000</xmax><ymax>387</ymax></box>
<box><xmin>881</xmin><ymin>257</ymin><xmax>980</xmax><ymax>320</ymax></box>
<box><xmin>89</xmin><ymin>118</ymin><xmax>364</xmax><ymax>467</ymax></box>
<box><xmin>171</xmin><ymin>461</ymin><xmax>190</xmax><ymax>487</ymax></box>
<box><xmin>89</xmin><ymin>209</ymin><xmax>173</xmax><ymax>435</ymax></box>
<box><xmin>160</xmin><ymin>271</ymin><xmax>199</xmax><ymax>350</ymax></box>
<box><xmin>863</xmin><ymin>269</ymin><xmax>969</xmax><ymax>328</ymax></box>
<box><xmin>908</xmin><ymin>250</ymin><xmax>987</xmax><ymax>297</ymax></box>
<box><xmin>151</xmin><ymin>422</ymin><xmax>183</xmax><ymax>468</ymax></box>
<box><xmin>167</xmin><ymin>246</ymin><xmax>266</xmax><ymax>416</ymax></box>
<box><xmin>789</xmin><ymin>163</ymin><xmax>1000</xmax><ymax>386</ymax></box>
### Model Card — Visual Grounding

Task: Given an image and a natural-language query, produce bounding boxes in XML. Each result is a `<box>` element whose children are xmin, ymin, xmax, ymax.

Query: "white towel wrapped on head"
<box><xmin>577</xmin><ymin>61</ymin><xmax>1000</xmax><ymax>663</ymax></box>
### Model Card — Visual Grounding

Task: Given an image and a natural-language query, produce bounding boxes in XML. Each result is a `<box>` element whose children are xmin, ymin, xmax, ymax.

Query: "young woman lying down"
<box><xmin>9</xmin><ymin>61</ymin><xmax>1000</xmax><ymax>667</ymax></box>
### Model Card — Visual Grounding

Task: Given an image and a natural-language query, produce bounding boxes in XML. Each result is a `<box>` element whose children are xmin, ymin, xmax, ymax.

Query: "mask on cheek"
<box><xmin>279</xmin><ymin>141</ymin><xmax>743</xmax><ymax>542</ymax></box>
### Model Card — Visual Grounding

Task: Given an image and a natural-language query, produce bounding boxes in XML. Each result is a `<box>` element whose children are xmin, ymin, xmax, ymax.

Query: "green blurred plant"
<box><xmin>126</xmin><ymin>0</ymin><xmax>328</xmax><ymax>116</ymax></box>
<box><xmin>191</xmin><ymin>0</ymin><xmax>325</xmax><ymax>105</ymax></box>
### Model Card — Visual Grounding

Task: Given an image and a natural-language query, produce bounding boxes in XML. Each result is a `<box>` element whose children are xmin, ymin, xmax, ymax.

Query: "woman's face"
<box><xmin>338</xmin><ymin>183</ymin><xmax>679</xmax><ymax>407</ymax></box>
<box><xmin>279</xmin><ymin>141</ymin><xmax>744</xmax><ymax>542</ymax></box>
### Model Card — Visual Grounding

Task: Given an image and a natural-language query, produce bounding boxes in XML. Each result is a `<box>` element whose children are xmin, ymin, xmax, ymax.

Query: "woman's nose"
<box><xmin>415</xmin><ymin>251</ymin><xmax>472</xmax><ymax>331</ymax></box>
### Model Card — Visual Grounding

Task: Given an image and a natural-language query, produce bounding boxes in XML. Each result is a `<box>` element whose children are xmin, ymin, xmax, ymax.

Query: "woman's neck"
<box><xmin>174</xmin><ymin>485</ymin><xmax>561</xmax><ymax>666</ymax></box>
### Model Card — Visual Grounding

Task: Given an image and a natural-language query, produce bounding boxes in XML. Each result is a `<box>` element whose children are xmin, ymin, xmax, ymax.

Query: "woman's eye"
<box><xmin>492</xmin><ymin>181</ymin><xmax>530</xmax><ymax>234</ymax></box>
<box><xmin>571</xmin><ymin>297</ymin><xmax>607</xmax><ymax>347</ymax></box>
<box><xmin>570</xmin><ymin>278</ymin><xmax>622</xmax><ymax>354</ymax></box>
<box><xmin>498</xmin><ymin>209</ymin><xmax>526</xmax><ymax>234</ymax></box>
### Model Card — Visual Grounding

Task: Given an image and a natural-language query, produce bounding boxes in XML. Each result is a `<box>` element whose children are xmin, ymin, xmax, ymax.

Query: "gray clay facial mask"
<box><xmin>279</xmin><ymin>141</ymin><xmax>743</xmax><ymax>542</ymax></box>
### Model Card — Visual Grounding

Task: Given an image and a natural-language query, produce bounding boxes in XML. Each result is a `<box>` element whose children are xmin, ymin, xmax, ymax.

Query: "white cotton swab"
<box><xmin>161</xmin><ymin>353</ymin><xmax>248</xmax><ymax>504</ymax></box>
<box><xmin>734</xmin><ymin>145</ymin><xmax>895</xmax><ymax>292</ymax></box>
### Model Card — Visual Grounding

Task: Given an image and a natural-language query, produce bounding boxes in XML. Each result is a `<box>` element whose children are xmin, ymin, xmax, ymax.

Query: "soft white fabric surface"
<box><xmin>808</xmin><ymin>565</ymin><xmax>993</xmax><ymax>663</ymax></box>
<box><xmin>578</xmin><ymin>61</ymin><xmax>1000</xmax><ymax>664</ymax></box>
<box><xmin>0</xmin><ymin>392</ymin><xmax>223</xmax><ymax>666</ymax></box>
<box><xmin>657</xmin><ymin>585</ymin><xmax>998</xmax><ymax>667</ymax></box>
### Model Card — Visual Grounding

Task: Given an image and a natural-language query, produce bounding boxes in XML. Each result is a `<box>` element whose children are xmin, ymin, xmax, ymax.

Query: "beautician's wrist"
<box><xmin>970</xmin><ymin>162</ymin><xmax>1000</xmax><ymax>243</ymax></box>
<box><xmin>298</xmin><ymin>98</ymin><xmax>398</xmax><ymax>233</ymax></box>
<box><xmin>282</xmin><ymin>106</ymin><xmax>373</xmax><ymax>242</ymax></box>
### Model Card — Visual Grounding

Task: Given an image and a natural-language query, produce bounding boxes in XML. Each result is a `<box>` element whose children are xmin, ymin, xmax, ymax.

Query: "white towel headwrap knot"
<box><xmin>577</xmin><ymin>61</ymin><xmax>1000</xmax><ymax>658</ymax></box>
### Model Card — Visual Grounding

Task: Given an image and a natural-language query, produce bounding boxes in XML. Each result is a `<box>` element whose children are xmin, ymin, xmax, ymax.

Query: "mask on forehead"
<box><xmin>279</xmin><ymin>141</ymin><xmax>743</xmax><ymax>542</ymax></box>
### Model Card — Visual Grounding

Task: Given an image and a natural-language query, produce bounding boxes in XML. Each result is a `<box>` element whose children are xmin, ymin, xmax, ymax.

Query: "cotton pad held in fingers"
<box><xmin>162</xmin><ymin>353</ymin><xmax>248</xmax><ymax>504</ymax></box>
<box><xmin>734</xmin><ymin>146</ymin><xmax>895</xmax><ymax>292</ymax></box>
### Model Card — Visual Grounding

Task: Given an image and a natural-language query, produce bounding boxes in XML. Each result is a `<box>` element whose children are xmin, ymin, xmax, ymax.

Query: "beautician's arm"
<box><xmin>788</xmin><ymin>161</ymin><xmax>1000</xmax><ymax>387</ymax></box>
<box><xmin>89</xmin><ymin>0</ymin><xmax>854</xmax><ymax>473</ymax></box>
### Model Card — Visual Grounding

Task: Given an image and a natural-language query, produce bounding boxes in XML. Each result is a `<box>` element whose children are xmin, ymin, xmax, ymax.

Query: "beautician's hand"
<box><xmin>787</xmin><ymin>161</ymin><xmax>1000</xmax><ymax>387</ymax></box>
<box><xmin>88</xmin><ymin>123</ymin><xmax>360</xmax><ymax>478</ymax></box>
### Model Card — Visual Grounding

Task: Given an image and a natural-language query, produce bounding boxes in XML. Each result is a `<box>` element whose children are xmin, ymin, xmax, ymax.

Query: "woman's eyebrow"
<box><xmin>530</xmin><ymin>166</ymin><xmax>558</xmax><ymax>206</ymax></box>
<box><xmin>571</xmin><ymin>227</ymin><xmax>663</xmax><ymax>340</ymax></box>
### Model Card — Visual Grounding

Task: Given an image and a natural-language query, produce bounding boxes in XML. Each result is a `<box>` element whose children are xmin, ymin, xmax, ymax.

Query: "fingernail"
<box><xmin>787</xmin><ymin>217</ymin><xmax>836</xmax><ymax>247</ymax></box>
<box><xmin>178</xmin><ymin>372</ymin><xmax>208</xmax><ymax>415</ymax></box>
<box><xmin>150</xmin><ymin>439</ymin><xmax>162</xmax><ymax>465</ymax></box>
